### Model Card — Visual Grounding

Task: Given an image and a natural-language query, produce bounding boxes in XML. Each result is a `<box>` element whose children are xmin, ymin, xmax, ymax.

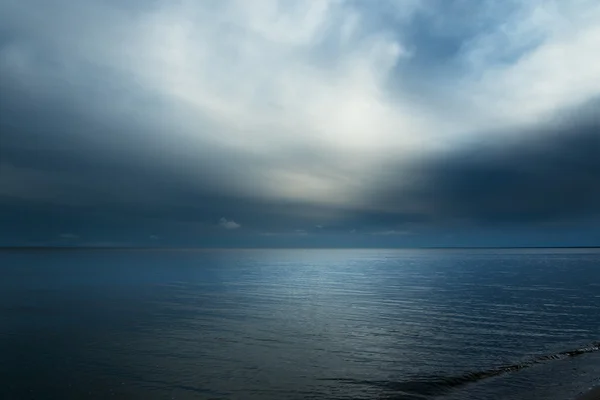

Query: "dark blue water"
<box><xmin>1</xmin><ymin>249</ymin><xmax>599</xmax><ymax>399</ymax></box>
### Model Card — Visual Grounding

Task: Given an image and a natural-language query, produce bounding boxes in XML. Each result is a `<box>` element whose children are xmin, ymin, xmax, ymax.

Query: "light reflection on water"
<box><xmin>1</xmin><ymin>248</ymin><xmax>599</xmax><ymax>399</ymax></box>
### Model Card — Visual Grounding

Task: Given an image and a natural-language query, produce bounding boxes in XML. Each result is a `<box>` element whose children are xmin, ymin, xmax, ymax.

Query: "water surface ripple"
<box><xmin>1</xmin><ymin>248</ymin><xmax>599</xmax><ymax>399</ymax></box>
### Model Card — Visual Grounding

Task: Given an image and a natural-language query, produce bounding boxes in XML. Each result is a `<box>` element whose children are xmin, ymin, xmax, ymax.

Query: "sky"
<box><xmin>1</xmin><ymin>0</ymin><xmax>599</xmax><ymax>247</ymax></box>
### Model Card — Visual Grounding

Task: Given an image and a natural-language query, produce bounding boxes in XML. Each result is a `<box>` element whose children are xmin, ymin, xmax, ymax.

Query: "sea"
<box><xmin>1</xmin><ymin>248</ymin><xmax>599</xmax><ymax>400</ymax></box>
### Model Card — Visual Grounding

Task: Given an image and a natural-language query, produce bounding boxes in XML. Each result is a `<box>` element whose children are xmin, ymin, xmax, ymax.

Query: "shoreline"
<box><xmin>576</xmin><ymin>387</ymin><xmax>600</xmax><ymax>400</ymax></box>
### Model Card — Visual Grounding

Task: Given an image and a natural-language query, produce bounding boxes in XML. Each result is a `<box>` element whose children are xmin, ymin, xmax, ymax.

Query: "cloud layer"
<box><xmin>370</xmin><ymin>110</ymin><xmax>600</xmax><ymax>225</ymax></box>
<box><xmin>1</xmin><ymin>0</ymin><xmax>599</xmax><ymax>246</ymax></box>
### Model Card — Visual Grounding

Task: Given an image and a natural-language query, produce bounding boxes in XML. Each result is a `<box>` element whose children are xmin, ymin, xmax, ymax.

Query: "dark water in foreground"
<box><xmin>1</xmin><ymin>248</ymin><xmax>599</xmax><ymax>400</ymax></box>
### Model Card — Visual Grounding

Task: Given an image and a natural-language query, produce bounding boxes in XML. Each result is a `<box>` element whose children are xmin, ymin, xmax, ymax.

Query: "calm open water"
<box><xmin>1</xmin><ymin>248</ymin><xmax>599</xmax><ymax>399</ymax></box>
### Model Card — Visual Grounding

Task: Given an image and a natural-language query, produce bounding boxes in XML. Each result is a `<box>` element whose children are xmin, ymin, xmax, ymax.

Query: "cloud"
<box><xmin>2</xmin><ymin>1</ymin><xmax>599</xmax><ymax>186</ymax></box>
<box><xmin>1</xmin><ymin>0</ymin><xmax>600</xmax><ymax>247</ymax></box>
<box><xmin>369</xmin><ymin>109</ymin><xmax>600</xmax><ymax>226</ymax></box>
<box><xmin>0</xmin><ymin>0</ymin><xmax>428</xmax><ymax>209</ymax></box>
<box><xmin>219</xmin><ymin>218</ymin><xmax>241</xmax><ymax>230</ymax></box>
<box><xmin>457</xmin><ymin>1</ymin><xmax>600</xmax><ymax>129</ymax></box>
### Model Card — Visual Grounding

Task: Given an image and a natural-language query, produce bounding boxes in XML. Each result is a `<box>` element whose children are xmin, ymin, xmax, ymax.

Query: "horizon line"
<box><xmin>1</xmin><ymin>246</ymin><xmax>599</xmax><ymax>251</ymax></box>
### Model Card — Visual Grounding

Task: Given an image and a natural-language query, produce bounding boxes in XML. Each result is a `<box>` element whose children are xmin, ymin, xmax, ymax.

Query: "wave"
<box><xmin>321</xmin><ymin>342</ymin><xmax>600</xmax><ymax>398</ymax></box>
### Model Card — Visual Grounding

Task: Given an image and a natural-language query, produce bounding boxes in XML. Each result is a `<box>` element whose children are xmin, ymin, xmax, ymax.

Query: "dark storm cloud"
<box><xmin>372</xmin><ymin>111</ymin><xmax>600</xmax><ymax>226</ymax></box>
<box><xmin>0</xmin><ymin>48</ymin><xmax>371</xmax><ymax>240</ymax></box>
<box><xmin>0</xmin><ymin>96</ymin><xmax>353</xmax><ymax>244</ymax></box>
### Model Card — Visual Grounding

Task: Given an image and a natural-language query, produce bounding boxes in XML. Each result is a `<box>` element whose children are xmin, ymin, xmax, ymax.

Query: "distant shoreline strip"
<box><xmin>576</xmin><ymin>386</ymin><xmax>600</xmax><ymax>400</ymax></box>
<box><xmin>1</xmin><ymin>246</ymin><xmax>600</xmax><ymax>251</ymax></box>
<box><xmin>322</xmin><ymin>341</ymin><xmax>600</xmax><ymax>396</ymax></box>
